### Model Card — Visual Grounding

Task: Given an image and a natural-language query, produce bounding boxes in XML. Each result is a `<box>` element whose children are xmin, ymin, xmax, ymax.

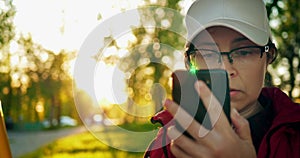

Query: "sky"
<box><xmin>11</xmin><ymin>0</ymin><xmax>193</xmax><ymax>104</ymax></box>
<box><xmin>12</xmin><ymin>0</ymin><xmax>143</xmax><ymax>52</ymax></box>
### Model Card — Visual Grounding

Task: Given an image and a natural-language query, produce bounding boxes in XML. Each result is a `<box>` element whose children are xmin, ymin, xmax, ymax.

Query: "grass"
<box><xmin>20</xmin><ymin>123</ymin><xmax>161</xmax><ymax>158</ymax></box>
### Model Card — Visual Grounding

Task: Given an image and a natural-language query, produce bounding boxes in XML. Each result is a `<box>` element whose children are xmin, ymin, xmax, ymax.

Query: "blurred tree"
<box><xmin>0</xmin><ymin>0</ymin><xmax>15</xmax><ymax>49</ymax></box>
<box><xmin>0</xmin><ymin>0</ymin><xmax>15</xmax><ymax>118</ymax></box>
<box><xmin>20</xmin><ymin>36</ymin><xmax>76</xmax><ymax>127</ymax></box>
<box><xmin>0</xmin><ymin>34</ymin><xmax>77</xmax><ymax>128</ymax></box>
<box><xmin>98</xmin><ymin>0</ymin><xmax>186</xmax><ymax>123</ymax></box>
<box><xmin>266</xmin><ymin>0</ymin><xmax>300</xmax><ymax>100</ymax></box>
<box><xmin>0</xmin><ymin>0</ymin><xmax>79</xmax><ymax>129</ymax></box>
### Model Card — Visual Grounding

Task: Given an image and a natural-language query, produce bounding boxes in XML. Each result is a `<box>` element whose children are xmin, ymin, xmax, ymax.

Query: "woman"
<box><xmin>144</xmin><ymin>0</ymin><xmax>300</xmax><ymax>157</ymax></box>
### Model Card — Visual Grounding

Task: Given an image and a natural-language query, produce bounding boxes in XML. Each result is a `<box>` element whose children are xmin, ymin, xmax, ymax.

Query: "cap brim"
<box><xmin>188</xmin><ymin>19</ymin><xmax>269</xmax><ymax>46</ymax></box>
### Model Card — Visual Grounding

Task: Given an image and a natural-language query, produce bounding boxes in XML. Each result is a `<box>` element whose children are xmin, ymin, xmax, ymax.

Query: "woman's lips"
<box><xmin>230</xmin><ymin>89</ymin><xmax>240</xmax><ymax>97</ymax></box>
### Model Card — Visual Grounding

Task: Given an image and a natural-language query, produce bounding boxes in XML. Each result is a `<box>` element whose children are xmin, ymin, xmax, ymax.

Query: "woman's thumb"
<box><xmin>231</xmin><ymin>108</ymin><xmax>252</xmax><ymax>142</ymax></box>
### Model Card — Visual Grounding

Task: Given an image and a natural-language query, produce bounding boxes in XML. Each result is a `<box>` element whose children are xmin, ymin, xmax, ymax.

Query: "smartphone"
<box><xmin>171</xmin><ymin>69</ymin><xmax>231</xmax><ymax>138</ymax></box>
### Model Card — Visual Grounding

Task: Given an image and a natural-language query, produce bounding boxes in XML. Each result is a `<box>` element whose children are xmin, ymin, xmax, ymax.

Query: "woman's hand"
<box><xmin>165</xmin><ymin>80</ymin><xmax>256</xmax><ymax>158</ymax></box>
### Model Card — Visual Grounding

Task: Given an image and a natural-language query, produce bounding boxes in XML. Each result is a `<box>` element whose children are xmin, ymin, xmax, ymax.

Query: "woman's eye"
<box><xmin>238</xmin><ymin>51</ymin><xmax>250</xmax><ymax>55</ymax></box>
<box><xmin>234</xmin><ymin>50</ymin><xmax>253</xmax><ymax>56</ymax></box>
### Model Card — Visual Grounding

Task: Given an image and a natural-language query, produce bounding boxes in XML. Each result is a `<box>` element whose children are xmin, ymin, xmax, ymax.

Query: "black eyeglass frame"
<box><xmin>185</xmin><ymin>43</ymin><xmax>275</xmax><ymax>65</ymax></box>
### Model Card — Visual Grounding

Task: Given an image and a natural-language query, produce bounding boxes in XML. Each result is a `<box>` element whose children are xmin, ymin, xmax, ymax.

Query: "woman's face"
<box><xmin>191</xmin><ymin>26</ymin><xmax>268</xmax><ymax>111</ymax></box>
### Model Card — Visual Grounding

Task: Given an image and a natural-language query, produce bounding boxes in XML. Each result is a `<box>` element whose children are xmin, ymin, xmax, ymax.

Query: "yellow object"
<box><xmin>0</xmin><ymin>101</ymin><xmax>12</xmax><ymax>158</ymax></box>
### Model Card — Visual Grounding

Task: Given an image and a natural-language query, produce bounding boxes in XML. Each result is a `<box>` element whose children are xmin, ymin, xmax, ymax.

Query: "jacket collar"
<box><xmin>261</xmin><ymin>87</ymin><xmax>300</xmax><ymax>126</ymax></box>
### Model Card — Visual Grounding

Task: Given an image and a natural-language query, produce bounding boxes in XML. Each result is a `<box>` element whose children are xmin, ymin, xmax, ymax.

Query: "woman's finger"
<box><xmin>164</xmin><ymin>99</ymin><xmax>210</xmax><ymax>139</ymax></box>
<box><xmin>168</xmin><ymin>126</ymin><xmax>206</xmax><ymax>158</ymax></box>
<box><xmin>231</xmin><ymin>108</ymin><xmax>252</xmax><ymax>141</ymax></box>
<box><xmin>194</xmin><ymin>80</ymin><xmax>230</xmax><ymax>129</ymax></box>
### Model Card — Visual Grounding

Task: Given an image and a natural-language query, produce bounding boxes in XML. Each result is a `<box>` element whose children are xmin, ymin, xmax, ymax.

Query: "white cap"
<box><xmin>185</xmin><ymin>0</ymin><xmax>271</xmax><ymax>46</ymax></box>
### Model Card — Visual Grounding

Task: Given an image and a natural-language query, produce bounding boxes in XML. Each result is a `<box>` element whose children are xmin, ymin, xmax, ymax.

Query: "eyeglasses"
<box><xmin>186</xmin><ymin>44</ymin><xmax>274</xmax><ymax>69</ymax></box>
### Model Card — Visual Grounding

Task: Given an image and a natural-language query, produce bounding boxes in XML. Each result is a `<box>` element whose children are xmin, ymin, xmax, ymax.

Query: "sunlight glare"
<box><xmin>103</xmin><ymin>46</ymin><xmax>118</xmax><ymax>57</ymax></box>
<box><xmin>94</xmin><ymin>61</ymin><xmax>127</xmax><ymax>105</ymax></box>
<box><xmin>13</xmin><ymin>0</ymin><xmax>141</xmax><ymax>52</ymax></box>
<box><xmin>161</xmin><ymin>19</ymin><xmax>171</xmax><ymax>28</ymax></box>
<box><xmin>9</xmin><ymin>40</ymin><xmax>18</xmax><ymax>53</ymax></box>
<box><xmin>10</xmin><ymin>55</ymin><xmax>19</xmax><ymax>67</ymax></box>
<box><xmin>117</xmin><ymin>49</ymin><xmax>129</xmax><ymax>58</ymax></box>
<box><xmin>277</xmin><ymin>66</ymin><xmax>287</xmax><ymax>76</ymax></box>
<box><xmin>116</xmin><ymin>33</ymin><xmax>137</xmax><ymax>48</ymax></box>
<box><xmin>273</xmin><ymin>78</ymin><xmax>281</xmax><ymax>85</ymax></box>
<box><xmin>39</xmin><ymin>52</ymin><xmax>49</xmax><ymax>63</ymax></box>
<box><xmin>292</xmin><ymin>88</ymin><xmax>300</xmax><ymax>98</ymax></box>
<box><xmin>20</xmin><ymin>56</ymin><xmax>28</xmax><ymax>68</ymax></box>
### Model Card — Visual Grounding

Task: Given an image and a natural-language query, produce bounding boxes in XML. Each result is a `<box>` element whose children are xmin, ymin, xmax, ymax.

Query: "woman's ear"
<box><xmin>267</xmin><ymin>45</ymin><xmax>278</xmax><ymax>64</ymax></box>
<box><xmin>184</xmin><ymin>42</ymin><xmax>192</xmax><ymax>70</ymax></box>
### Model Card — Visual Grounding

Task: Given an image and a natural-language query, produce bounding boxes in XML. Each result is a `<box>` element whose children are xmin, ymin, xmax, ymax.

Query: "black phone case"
<box><xmin>172</xmin><ymin>69</ymin><xmax>231</xmax><ymax>138</ymax></box>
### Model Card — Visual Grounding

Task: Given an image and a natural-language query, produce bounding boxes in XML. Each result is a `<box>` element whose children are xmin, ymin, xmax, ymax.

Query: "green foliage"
<box><xmin>99</xmin><ymin>1</ymin><xmax>186</xmax><ymax>123</ymax></box>
<box><xmin>266</xmin><ymin>0</ymin><xmax>300</xmax><ymax>99</ymax></box>
<box><xmin>0</xmin><ymin>0</ymin><xmax>80</xmax><ymax>127</ymax></box>
<box><xmin>0</xmin><ymin>0</ymin><xmax>15</xmax><ymax>49</ymax></box>
<box><xmin>0</xmin><ymin>0</ymin><xmax>15</xmax><ymax>120</ymax></box>
<box><xmin>0</xmin><ymin>33</ymin><xmax>78</xmax><ymax>128</ymax></box>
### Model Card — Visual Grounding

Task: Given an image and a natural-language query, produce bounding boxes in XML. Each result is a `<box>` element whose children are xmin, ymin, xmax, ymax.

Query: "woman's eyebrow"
<box><xmin>195</xmin><ymin>42</ymin><xmax>219</xmax><ymax>47</ymax></box>
<box><xmin>231</xmin><ymin>37</ymin><xmax>249</xmax><ymax>44</ymax></box>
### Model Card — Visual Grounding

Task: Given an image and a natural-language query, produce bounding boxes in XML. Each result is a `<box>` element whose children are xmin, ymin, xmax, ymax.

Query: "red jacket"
<box><xmin>144</xmin><ymin>87</ymin><xmax>300</xmax><ymax>158</ymax></box>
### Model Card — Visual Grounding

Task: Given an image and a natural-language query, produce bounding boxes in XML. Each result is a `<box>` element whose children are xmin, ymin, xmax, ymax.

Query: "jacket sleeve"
<box><xmin>144</xmin><ymin>110</ymin><xmax>176</xmax><ymax>158</ymax></box>
<box><xmin>258</xmin><ymin>121</ymin><xmax>300</xmax><ymax>158</ymax></box>
<box><xmin>144</xmin><ymin>126</ymin><xmax>175</xmax><ymax>158</ymax></box>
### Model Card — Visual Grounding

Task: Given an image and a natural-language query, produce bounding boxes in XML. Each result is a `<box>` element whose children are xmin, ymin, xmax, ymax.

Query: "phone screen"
<box><xmin>171</xmin><ymin>69</ymin><xmax>231</xmax><ymax>138</ymax></box>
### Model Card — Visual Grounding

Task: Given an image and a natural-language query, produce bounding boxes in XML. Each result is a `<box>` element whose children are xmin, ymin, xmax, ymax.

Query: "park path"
<box><xmin>7</xmin><ymin>126</ymin><xmax>87</xmax><ymax>158</ymax></box>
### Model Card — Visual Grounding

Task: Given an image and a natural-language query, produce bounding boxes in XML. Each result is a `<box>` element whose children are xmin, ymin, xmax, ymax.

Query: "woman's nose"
<box><xmin>221</xmin><ymin>55</ymin><xmax>238</xmax><ymax>77</ymax></box>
